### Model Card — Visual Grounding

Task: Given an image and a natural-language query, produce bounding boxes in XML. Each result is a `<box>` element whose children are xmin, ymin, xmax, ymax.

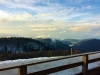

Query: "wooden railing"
<box><xmin>0</xmin><ymin>51</ymin><xmax>100</xmax><ymax>75</ymax></box>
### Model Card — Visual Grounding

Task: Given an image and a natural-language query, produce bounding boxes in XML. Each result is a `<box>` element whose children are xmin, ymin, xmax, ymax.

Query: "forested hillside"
<box><xmin>73</xmin><ymin>39</ymin><xmax>100</xmax><ymax>52</ymax></box>
<box><xmin>0</xmin><ymin>37</ymin><xmax>71</xmax><ymax>54</ymax></box>
<box><xmin>0</xmin><ymin>37</ymin><xmax>72</xmax><ymax>61</ymax></box>
<box><xmin>1</xmin><ymin>37</ymin><xmax>100</xmax><ymax>61</ymax></box>
<box><xmin>36</xmin><ymin>38</ymin><xmax>71</xmax><ymax>50</ymax></box>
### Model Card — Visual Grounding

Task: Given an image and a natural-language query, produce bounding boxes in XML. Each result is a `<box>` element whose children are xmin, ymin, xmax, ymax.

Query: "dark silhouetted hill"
<box><xmin>61</xmin><ymin>40</ymin><xmax>72</xmax><ymax>45</ymax></box>
<box><xmin>0</xmin><ymin>37</ymin><xmax>70</xmax><ymax>54</ymax></box>
<box><xmin>36</xmin><ymin>38</ymin><xmax>71</xmax><ymax>50</ymax></box>
<box><xmin>73</xmin><ymin>39</ymin><xmax>100</xmax><ymax>52</ymax></box>
<box><xmin>63</xmin><ymin>39</ymin><xmax>81</xmax><ymax>43</ymax></box>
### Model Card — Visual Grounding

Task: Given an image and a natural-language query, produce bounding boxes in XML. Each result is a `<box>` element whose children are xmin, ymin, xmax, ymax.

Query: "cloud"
<box><xmin>0</xmin><ymin>10</ymin><xmax>10</xmax><ymax>18</ymax></box>
<box><xmin>66</xmin><ymin>0</ymin><xmax>84</xmax><ymax>4</ymax></box>
<box><xmin>68</xmin><ymin>25</ymin><xmax>100</xmax><ymax>35</ymax></box>
<box><xmin>68</xmin><ymin>25</ymin><xmax>91</xmax><ymax>31</ymax></box>
<box><xmin>60</xmin><ymin>31</ymin><xmax>66</xmax><ymax>33</ymax></box>
<box><xmin>37</xmin><ymin>13</ymin><xmax>55</xmax><ymax>17</ymax></box>
<box><xmin>0</xmin><ymin>0</ymin><xmax>100</xmax><ymax>39</ymax></box>
<box><xmin>0</xmin><ymin>18</ymin><xmax>8</xmax><ymax>24</ymax></box>
<box><xmin>10</xmin><ymin>13</ymin><xmax>33</xmax><ymax>20</ymax></box>
<box><xmin>0</xmin><ymin>32</ymin><xmax>19</xmax><ymax>37</ymax></box>
<box><xmin>30</xmin><ymin>27</ymin><xmax>57</xmax><ymax>32</ymax></box>
<box><xmin>81</xmin><ymin>6</ymin><xmax>93</xmax><ymax>10</ymax></box>
<box><xmin>94</xmin><ymin>33</ymin><xmax>100</xmax><ymax>36</ymax></box>
<box><xmin>0</xmin><ymin>0</ymin><xmax>94</xmax><ymax>22</ymax></box>
<box><xmin>35</xmin><ymin>34</ymin><xmax>50</xmax><ymax>38</ymax></box>
<box><xmin>0</xmin><ymin>10</ymin><xmax>34</xmax><ymax>23</ymax></box>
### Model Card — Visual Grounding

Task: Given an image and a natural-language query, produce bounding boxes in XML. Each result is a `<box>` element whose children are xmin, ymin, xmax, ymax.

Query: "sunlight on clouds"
<box><xmin>35</xmin><ymin>34</ymin><xmax>50</xmax><ymax>38</ymax></box>
<box><xmin>0</xmin><ymin>0</ymin><xmax>100</xmax><ymax>39</ymax></box>
<box><xmin>0</xmin><ymin>29</ymin><xmax>21</xmax><ymax>34</ymax></box>
<box><xmin>10</xmin><ymin>13</ymin><xmax>33</xmax><ymax>20</ymax></box>
<box><xmin>30</xmin><ymin>28</ymin><xmax>56</xmax><ymax>32</ymax></box>
<box><xmin>94</xmin><ymin>33</ymin><xmax>100</xmax><ymax>36</ymax></box>
<box><xmin>37</xmin><ymin>13</ymin><xmax>55</xmax><ymax>17</ymax></box>
<box><xmin>60</xmin><ymin>31</ymin><xmax>66</xmax><ymax>33</ymax></box>
<box><xmin>0</xmin><ymin>10</ymin><xmax>9</xmax><ymax>18</ymax></box>
<box><xmin>29</xmin><ymin>25</ymin><xmax>52</xmax><ymax>27</ymax></box>
<box><xmin>0</xmin><ymin>11</ymin><xmax>33</xmax><ymax>24</ymax></box>
<box><xmin>68</xmin><ymin>25</ymin><xmax>90</xmax><ymax>31</ymax></box>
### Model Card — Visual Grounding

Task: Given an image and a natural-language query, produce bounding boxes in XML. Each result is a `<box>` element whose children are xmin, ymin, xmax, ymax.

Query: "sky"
<box><xmin>0</xmin><ymin>0</ymin><xmax>100</xmax><ymax>39</ymax></box>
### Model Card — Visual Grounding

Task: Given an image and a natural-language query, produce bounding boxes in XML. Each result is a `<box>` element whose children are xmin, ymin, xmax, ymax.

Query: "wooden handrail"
<box><xmin>28</xmin><ymin>62</ymin><xmax>82</xmax><ymax>75</ymax></box>
<box><xmin>0</xmin><ymin>51</ymin><xmax>100</xmax><ymax>75</ymax></box>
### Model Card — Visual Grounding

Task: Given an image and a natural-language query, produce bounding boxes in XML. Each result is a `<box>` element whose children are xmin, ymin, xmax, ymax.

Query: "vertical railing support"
<box><xmin>18</xmin><ymin>66</ymin><xmax>27</xmax><ymax>75</ymax></box>
<box><xmin>71</xmin><ymin>48</ymin><xmax>72</xmax><ymax>55</ymax></box>
<box><xmin>82</xmin><ymin>54</ymin><xmax>88</xmax><ymax>75</ymax></box>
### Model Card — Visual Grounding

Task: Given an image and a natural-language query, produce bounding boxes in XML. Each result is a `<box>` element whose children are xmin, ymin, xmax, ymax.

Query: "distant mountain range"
<box><xmin>63</xmin><ymin>39</ymin><xmax>81</xmax><ymax>43</ymax></box>
<box><xmin>0</xmin><ymin>37</ymin><xmax>100</xmax><ymax>54</ymax></box>
<box><xmin>0</xmin><ymin>37</ymin><xmax>49</xmax><ymax>53</ymax></box>
<box><xmin>0</xmin><ymin>37</ymin><xmax>71</xmax><ymax>54</ymax></box>
<box><xmin>73</xmin><ymin>39</ymin><xmax>100</xmax><ymax>52</ymax></box>
<box><xmin>36</xmin><ymin>38</ymin><xmax>71</xmax><ymax>50</ymax></box>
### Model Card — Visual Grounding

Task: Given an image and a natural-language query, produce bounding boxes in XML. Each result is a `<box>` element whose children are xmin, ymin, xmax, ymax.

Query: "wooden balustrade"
<box><xmin>0</xmin><ymin>51</ymin><xmax>100</xmax><ymax>75</ymax></box>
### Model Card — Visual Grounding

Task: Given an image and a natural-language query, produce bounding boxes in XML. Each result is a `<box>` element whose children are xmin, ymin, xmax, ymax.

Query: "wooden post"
<box><xmin>18</xmin><ymin>66</ymin><xmax>27</xmax><ymax>75</ymax></box>
<box><xmin>82</xmin><ymin>54</ymin><xmax>88</xmax><ymax>75</ymax></box>
<box><xmin>71</xmin><ymin>48</ymin><xmax>72</xmax><ymax>55</ymax></box>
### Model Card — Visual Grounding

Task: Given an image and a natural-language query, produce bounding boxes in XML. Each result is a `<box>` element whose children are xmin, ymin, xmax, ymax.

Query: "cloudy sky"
<box><xmin>0</xmin><ymin>0</ymin><xmax>100</xmax><ymax>39</ymax></box>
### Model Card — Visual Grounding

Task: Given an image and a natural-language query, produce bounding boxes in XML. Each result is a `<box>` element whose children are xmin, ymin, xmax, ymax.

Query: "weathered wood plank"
<box><xmin>88</xmin><ymin>58</ymin><xmax>100</xmax><ymax>63</ymax></box>
<box><xmin>28</xmin><ymin>62</ymin><xmax>82</xmax><ymax>75</ymax></box>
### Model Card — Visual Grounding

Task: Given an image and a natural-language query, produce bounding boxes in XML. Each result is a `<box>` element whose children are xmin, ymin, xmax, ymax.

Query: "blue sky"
<box><xmin>0</xmin><ymin>0</ymin><xmax>100</xmax><ymax>39</ymax></box>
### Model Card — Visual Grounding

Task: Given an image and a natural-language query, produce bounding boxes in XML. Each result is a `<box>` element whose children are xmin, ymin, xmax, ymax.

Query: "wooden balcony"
<box><xmin>0</xmin><ymin>51</ymin><xmax>100</xmax><ymax>75</ymax></box>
